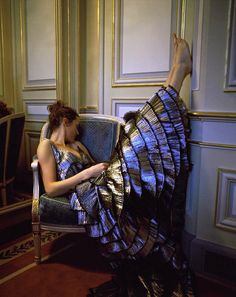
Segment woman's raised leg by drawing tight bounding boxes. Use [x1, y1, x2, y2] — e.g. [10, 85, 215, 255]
[164, 33, 192, 93]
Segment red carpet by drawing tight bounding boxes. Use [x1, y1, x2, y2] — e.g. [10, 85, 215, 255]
[0, 232, 112, 297]
[0, 231, 235, 297]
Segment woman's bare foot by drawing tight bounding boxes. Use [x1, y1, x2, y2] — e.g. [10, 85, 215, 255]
[164, 34, 192, 93]
[172, 33, 192, 77]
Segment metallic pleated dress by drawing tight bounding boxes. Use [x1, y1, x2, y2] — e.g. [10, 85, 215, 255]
[52, 86, 194, 296]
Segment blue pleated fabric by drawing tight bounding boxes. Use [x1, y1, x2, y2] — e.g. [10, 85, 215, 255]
[51, 86, 190, 263]
[51, 86, 195, 296]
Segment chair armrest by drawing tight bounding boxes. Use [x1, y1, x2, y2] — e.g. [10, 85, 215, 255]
[32, 156, 40, 199]
[31, 155, 40, 223]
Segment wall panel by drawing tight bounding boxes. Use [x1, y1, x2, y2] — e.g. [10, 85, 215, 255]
[103, 0, 184, 115]
[224, 0, 236, 91]
[215, 168, 236, 232]
[21, 0, 56, 90]
[113, 0, 175, 86]
[0, 0, 14, 108]
[186, 114, 236, 250]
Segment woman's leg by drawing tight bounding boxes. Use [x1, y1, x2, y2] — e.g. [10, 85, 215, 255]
[164, 33, 192, 93]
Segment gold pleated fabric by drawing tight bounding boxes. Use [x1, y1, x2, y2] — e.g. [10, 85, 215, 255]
[72, 86, 194, 296]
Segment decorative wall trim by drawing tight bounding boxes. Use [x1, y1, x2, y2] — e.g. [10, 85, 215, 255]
[55, 0, 80, 108]
[24, 100, 52, 122]
[55, 0, 63, 100]
[0, 7, 4, 97]
[0, 1, 14, 104]
[98, 0, 105, 113]
[189, 140, 236, 150]
[25, 119, 48, 124]
[180, 0, 186, 37]
[215, 168, 236, 232]
[224, 0, 236, 92]
[111, 97, 147, 117]
[79, 105, 98, 114]
[191, 0, 204, 91]
[188, 111, 236, 120]
[189, 113, 236, 149]
[112, 0, 182, 87]
[20, 0, 56, 90]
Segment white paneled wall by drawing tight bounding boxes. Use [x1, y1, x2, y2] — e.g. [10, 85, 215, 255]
[103, 0, 184, 117]
[113, 0, 173, 86]
[25, 0, 56, 87]
[10, 0, 58, 183]
[5, 1, 236, 282]
[187, 0, 236, 252]
[224, 0, 236, 91]
[0, 1, 14, 108]
[187, 116, 236, 249]
[215, 168, 236, 232]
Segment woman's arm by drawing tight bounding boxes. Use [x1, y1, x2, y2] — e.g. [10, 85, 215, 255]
[37, 139, 108, 197]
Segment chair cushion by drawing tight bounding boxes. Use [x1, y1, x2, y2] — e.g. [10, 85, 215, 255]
[39, 194, 78, 225]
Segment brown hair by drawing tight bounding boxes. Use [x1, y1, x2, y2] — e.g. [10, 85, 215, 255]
[0, 101, 11, 118]
[47, 101, 79, 131]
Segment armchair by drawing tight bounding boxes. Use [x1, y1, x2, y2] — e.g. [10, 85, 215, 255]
[31, 114, 124, 263]
[0, 112, 25, 206]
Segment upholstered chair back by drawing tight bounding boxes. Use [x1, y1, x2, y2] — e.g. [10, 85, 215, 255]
[37, 114, 124, 197]
[32, 113, 124, 263]
[40, 114, 123, 162]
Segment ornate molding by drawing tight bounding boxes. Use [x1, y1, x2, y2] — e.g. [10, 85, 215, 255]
[191, 0, 204, 91]
[224, 0, 236, 92]
[111, 97, 147, 117]
[112, 0, 182, 87]
[20, 0, 56, 91]
[23, 99, 52, 122]
[189, 140, 236, 150]
[189, 112, 236, 149]
[188, 111, 236, 120]
[0, 6, 4, 97]
[55, 0, 63, 100]
[215, 168, 236, 232]
[79, 105, 98, 114]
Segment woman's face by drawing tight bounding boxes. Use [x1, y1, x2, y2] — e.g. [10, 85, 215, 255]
[65, 117, 79, 143]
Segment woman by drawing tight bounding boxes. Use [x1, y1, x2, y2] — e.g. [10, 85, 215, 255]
[38, 34, 194, 296]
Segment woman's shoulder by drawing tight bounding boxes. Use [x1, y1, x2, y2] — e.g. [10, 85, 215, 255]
[38, 138, 51, 148]
[37, 139, 53, 157]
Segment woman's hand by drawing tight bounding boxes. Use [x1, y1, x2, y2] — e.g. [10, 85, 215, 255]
[85, 162, 109, 179]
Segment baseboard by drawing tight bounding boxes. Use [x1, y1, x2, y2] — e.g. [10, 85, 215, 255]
[183, 232, 236, 290]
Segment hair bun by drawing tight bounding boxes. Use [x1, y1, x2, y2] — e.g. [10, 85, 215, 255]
[47, 100, 79, 131]
[47, 100, 64, 113]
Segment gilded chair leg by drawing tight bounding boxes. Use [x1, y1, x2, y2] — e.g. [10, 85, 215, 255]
[32, 224, 41, 264]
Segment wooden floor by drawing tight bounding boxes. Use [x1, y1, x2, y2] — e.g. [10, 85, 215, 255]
[0, 188, 235, 296]
[1, 222, 236, 297]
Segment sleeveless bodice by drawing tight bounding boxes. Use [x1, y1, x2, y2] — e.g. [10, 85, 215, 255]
[50, 142, 93, 181]
[46, 86, 194, 296]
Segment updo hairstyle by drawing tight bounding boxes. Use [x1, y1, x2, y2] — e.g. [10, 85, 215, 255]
[0, 101, 11, 118]
[47, 101, 79, 131]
